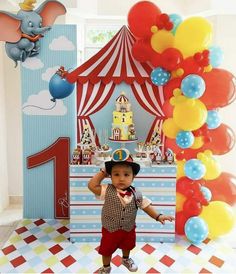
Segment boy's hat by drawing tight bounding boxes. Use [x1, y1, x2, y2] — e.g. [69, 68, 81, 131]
[105, 148, 140, 175]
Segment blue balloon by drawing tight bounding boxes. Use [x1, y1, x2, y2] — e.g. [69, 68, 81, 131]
[184, 159, 206, 180]
[181, 74, 206, 99]
[200, 186, 212, 202]
[185, 217, 208, 245]
[209, 46, 224, 68]
[169, 13, 182, 34]
[176, 131, 194, 149]
[49, 73, 75, 101]
[151, 67, 171, 86]
[206, 110, 221, 129]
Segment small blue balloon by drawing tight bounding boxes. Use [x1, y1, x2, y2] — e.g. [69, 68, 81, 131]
[169, 13, 182, 34]
[200, 186, 212, 202]
[151, 67, 171, 86]
[206, 110, 221, 129]
[185, 217, 208, 245]
[184, 159, 206, 180]
[181, 74, 206, 99]
[209, 46, 224, 68]
[176, 131, 194, 149]
[49, 73, 75, 102]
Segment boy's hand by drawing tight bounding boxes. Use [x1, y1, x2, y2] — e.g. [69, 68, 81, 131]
[157, 215, 175, 225]
[100, 168, 109, 177]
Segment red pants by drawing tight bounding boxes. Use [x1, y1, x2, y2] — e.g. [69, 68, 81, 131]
[98, 227, 136, 256]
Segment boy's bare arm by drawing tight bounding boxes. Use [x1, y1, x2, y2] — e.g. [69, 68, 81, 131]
[143, 204, 175, 225]
[88, 170, 107, 196]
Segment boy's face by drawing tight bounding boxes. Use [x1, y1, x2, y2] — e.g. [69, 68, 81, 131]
[111, 164, 134, 190]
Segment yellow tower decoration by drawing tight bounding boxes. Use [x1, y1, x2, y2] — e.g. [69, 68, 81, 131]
[111, 92, 136, 140]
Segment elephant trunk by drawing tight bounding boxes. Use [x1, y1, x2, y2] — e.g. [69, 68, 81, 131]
[33, 26, 51, 35]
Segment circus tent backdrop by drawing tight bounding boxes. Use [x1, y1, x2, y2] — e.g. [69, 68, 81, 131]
[66, 25, 166, 145]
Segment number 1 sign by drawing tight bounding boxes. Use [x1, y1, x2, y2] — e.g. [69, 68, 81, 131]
[27, 138, 70, 218]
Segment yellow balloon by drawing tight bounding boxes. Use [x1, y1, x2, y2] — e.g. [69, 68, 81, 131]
[177, 161, 185, 179]
[173, 98, 207, 131]
[176, 192, 187, 212]
[151, 29, 175, 53]
[200, 201, 235, 239]
[197, 150, 221, 180]
[191, 136, 204, 149]
[174, 17, 213, 57]
[162, 118, 180, 139]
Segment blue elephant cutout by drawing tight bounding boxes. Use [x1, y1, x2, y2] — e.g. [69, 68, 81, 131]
[0, 0, 66, 67]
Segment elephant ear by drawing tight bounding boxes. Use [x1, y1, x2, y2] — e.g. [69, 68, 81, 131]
[0, 11, 21, 42]
[36, 0, 66, 26]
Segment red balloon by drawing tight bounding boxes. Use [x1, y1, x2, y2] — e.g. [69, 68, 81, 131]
[176, 177, 193, 195]
[204, 172, 236, 206]
[175, 212, 188, 235]
[163, 78, 182, 100]
[201, 68, 236, 109]
[201, 123, 235, 155]
[162, 99, 173, 118]
[164, 137, 182, 155]
[183, 198, 202, 218]
[177, 177, 207, 206]
[132, 38, 155, 62]
[161, 48, 183, 71]
[179, 57, 204, 77]
[128, 1, 161, 38]
[150, 52, 161, 67]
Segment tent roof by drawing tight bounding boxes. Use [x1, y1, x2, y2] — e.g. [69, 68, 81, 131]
[66, 25, 153, 85]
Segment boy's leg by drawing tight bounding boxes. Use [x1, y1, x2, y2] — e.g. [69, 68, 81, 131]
[98, 255, 112, 274]
[102, 255, 112, 266]
[122, 249, 130, 258]
[121, 249, 138, 272]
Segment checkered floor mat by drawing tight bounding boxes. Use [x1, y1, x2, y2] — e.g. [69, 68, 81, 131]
[0, 219, 236, 273]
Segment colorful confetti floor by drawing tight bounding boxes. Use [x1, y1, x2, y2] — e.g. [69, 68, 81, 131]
[0, 219, 236, 273]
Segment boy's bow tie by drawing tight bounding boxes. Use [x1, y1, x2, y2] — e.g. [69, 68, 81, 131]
[119, 191, 132, 198]
[119, 186, 135, 197]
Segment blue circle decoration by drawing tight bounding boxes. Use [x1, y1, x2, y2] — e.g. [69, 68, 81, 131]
[206, 110, 221, 129]
[169, 13, 182, 34]
[184, 217, 208, 245]
[151, 67, 171, 86]
[200, 186, 212, 202]
[112, 148, 129, 162]
[184, 159, 206, 180]
[181, 74, 206, 99]
[209, 46, 224, 68]
[176, 131, 194, 149]
[49, 73, 75, 101]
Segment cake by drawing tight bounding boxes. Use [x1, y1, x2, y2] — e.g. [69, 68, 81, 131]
[110, 92, 137, 141]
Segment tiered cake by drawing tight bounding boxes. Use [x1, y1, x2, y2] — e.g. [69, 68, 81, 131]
[110, 92, 137, 141]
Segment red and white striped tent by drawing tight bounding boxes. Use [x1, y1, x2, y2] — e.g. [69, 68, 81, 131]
[66, 25, 165, 145]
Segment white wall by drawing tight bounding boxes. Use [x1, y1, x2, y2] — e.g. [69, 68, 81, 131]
[0, 45, 9, 212]
[3, 52, 23, 197]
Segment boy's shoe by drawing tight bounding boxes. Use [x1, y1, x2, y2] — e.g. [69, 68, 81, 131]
[122, 258, 138, 272]
[98, 266, 111, 274]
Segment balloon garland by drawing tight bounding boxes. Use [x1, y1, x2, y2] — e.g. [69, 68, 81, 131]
[128, 1, 236, 244]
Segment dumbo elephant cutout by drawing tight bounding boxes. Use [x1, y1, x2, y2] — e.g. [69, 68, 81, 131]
[0, 0, 66, 67]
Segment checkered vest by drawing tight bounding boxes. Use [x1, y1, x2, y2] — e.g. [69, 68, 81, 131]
[101, 184, 143, 232]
